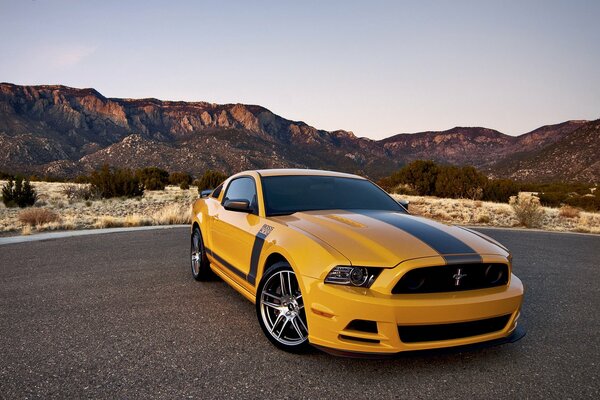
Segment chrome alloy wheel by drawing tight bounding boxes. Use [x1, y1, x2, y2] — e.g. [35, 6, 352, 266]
[259, 270, 308, 346]
[191, 229, 203, 277]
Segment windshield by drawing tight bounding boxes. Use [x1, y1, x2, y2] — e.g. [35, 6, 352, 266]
[261, 175, 404, 216]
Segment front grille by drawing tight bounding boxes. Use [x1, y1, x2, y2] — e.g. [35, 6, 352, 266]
[398, 314, 511, 343]
[392, 263, 508, 294]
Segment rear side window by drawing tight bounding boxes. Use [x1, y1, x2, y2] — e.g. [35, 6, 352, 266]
[211, 184, 223, 199]
[223, 177, 258, 211]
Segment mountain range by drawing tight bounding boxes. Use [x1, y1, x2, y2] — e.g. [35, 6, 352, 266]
[0, 83, 598, 183]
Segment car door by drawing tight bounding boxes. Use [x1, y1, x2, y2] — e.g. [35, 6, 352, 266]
[210, 176, 262, 286]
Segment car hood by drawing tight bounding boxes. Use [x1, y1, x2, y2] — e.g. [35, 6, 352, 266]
[271, 210, 508, 267]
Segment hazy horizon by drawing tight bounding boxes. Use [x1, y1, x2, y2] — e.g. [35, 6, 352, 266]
[1, 0, 598, 139]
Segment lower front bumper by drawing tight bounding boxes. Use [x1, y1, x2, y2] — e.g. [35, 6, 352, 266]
[301, 274, 524, 354]
[313, 324, 526, 358]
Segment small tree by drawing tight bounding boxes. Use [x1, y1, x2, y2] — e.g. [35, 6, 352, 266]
[483, 179, 519, 203]
[397, 160, 439, 196]
[89, 165, 144, 198]
[1, 176, 37, 208]
[195, 170, 228, 193]
[136, 167, 170, 191]
[169, 172, 193, 189]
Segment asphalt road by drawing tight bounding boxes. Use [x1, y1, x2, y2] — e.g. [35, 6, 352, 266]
[1, 227, 598, 399]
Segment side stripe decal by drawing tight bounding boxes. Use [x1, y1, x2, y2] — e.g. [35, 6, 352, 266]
[356, 211, 482, 264]
[205, 246, 248, 281]
[247, 233, 266, 286]
[248, 224, 273, 286]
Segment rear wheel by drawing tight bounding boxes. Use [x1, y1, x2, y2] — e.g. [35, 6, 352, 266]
[190, 226, 210, 281]
[256, 262, 310, 352]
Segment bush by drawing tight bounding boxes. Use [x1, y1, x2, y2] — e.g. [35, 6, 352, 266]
[169, 172, 193, 185]
[136, 167, 170, 190]
[434, 165, 487, 199]
[510, 193, 545, 228]
[2, 176, 38, 208]
[61, 184, 99, 201]
[483, 179, 519, 203]
[565, 195, 600, 212]
[195, 170, 228, 192]
[18, 208, 60, 226]
[89, 165, 144, 199]
[396, 160, 439, 196]
[559, 205, 580, 218]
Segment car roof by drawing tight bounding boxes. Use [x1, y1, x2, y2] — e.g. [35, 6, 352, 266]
[248, 168, 366, 179]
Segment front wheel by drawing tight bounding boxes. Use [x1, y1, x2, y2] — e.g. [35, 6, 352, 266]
[256, 262, 310, 352]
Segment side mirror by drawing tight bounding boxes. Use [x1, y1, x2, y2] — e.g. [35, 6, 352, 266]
[398, 199, 409, 211]
[223, 199, 252, 213]
[200, 189, 213, 198]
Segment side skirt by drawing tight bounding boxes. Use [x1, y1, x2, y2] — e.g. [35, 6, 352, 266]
[207, 254, 256, 303]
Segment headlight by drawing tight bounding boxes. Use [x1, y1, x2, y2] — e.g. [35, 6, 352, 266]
[325, 266, 381, 288]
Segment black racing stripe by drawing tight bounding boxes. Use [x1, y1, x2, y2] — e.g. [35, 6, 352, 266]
[205, 246, 248, 281]
[247, 231, 267, 286]
[356, 211, 482, 263]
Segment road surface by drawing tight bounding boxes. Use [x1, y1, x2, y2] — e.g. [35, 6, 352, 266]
[0, 227, 598, 398]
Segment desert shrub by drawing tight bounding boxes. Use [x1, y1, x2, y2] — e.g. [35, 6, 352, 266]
[2, 176, 38, 208]
[510, 193, 545, 228]
[18, 208, 60, 226]
[61, 184, 99, 201]
[558, 205, 580, 218]
[74, 174, 90, 184]
[476, 214, 491, 223]
[195, 170, 228, 192]
[564, 194, 600, 212]
[169, 171, 193, 185]
[396, 160, 439, 196]
[537, 191, 567, 208]
[136, 167, 170, 190]
[483, 179, 519, 203]
[89, 165, 144, 199]
[434, 165, 487, 199]
[0, 170, 13, 179]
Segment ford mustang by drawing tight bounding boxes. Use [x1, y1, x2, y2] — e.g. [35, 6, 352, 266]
[189, 169, 524, 355]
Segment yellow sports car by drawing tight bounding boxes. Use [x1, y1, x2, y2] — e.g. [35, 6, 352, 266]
[190, 169, 524, 355]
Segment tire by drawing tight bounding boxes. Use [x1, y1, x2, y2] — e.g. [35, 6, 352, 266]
[256, 261, 310, 353]
[190, 226, 211, 281]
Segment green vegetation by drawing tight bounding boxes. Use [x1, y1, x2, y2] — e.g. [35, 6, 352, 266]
[378, 160, 518, 202]
[1, 176, 38, 208]
[89, 165, 144, 198]
[520, 182, 600, 211]
[169, 172, 193, 190]
[194, 170, 228, 192]
[378, 160, 598, 211]
[136, 167, 170, 190]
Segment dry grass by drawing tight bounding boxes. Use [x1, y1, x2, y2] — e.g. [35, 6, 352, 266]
[152, 204, 192, 225]
[1, 180, 599, 236]
[1, 180, 197, 235]
[393, 194, 600, 234]
[559, 205, 581, 219]
[18, 208, 61, 226]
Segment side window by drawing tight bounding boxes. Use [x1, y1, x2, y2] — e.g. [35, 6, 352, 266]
[222, 177, 258, 212]
[211, 183, 223, 199]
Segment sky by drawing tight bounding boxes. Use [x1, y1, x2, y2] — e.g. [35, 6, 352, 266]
[1, 0, 599, 139]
